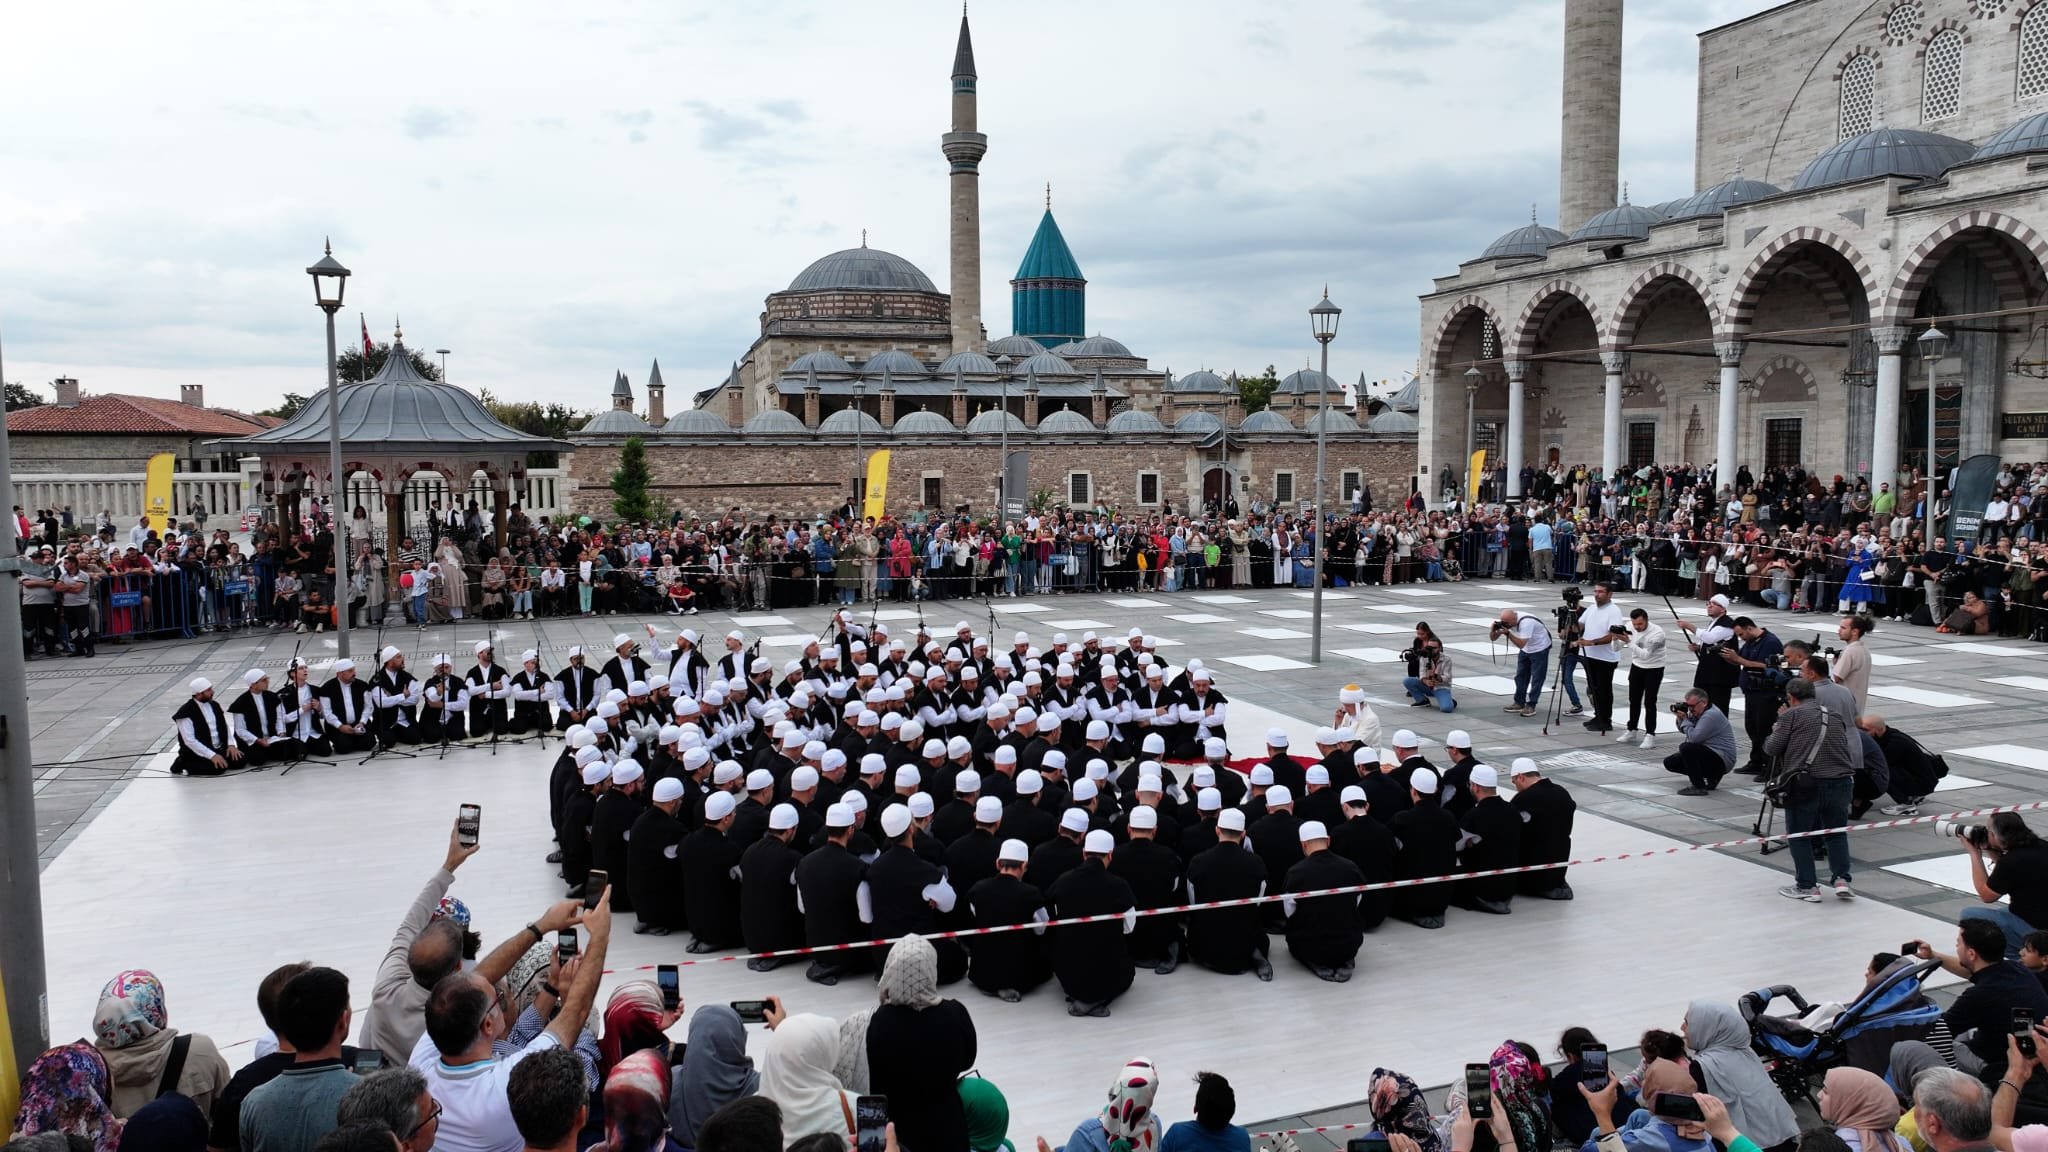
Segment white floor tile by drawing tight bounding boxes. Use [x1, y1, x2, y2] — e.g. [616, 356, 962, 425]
[1882, 854, 2004, 900]
[1866, 653, 1924, 667]
[1239, 627, 1311, 640]
[1365, 604, 1427, 615]
[1165, 613, 1233, 624]
[1147, 637, 1184, 648]
[1045, 619, 1112, 630]
[1259, 609, 1314, 620]
[1107, 598, 1164, 608]
[1944, 642, 2034, 658]
[755, 634, 818, 648]
[1456, 674, 1522, 696]
[992, 602, 1050, 614]
[1951, 744, 2048, 772]
[1443, 641, 1500, 657]
[1290, 591, 1356, 600]
[1219, 653, 1313, 672]
[1982, 676, 2048, 693]
[1453, 617, 1504, 628]
[1465, 599, 1531, 610]
[1386, 587, 1449, 597]
[728, 614, 792, 626]
[872, 609, 922, 621]
[1935, 774, 1990, 792]
[1340, 622, 1416, 635]
[1191, 594, 1256, 605]
[1867, 684, 1992, 708]
[1333, 647, 1404, 664]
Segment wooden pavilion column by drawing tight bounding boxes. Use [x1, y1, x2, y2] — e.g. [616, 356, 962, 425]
[492, 478, 510, 554]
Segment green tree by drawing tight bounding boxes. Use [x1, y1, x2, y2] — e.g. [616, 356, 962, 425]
[1235, 365, 1280, 414]
[610, 435, 658, 524]
[5, 381, 43, 411]
[337, 341, 441, 384]
[478, 390, 594, 468]
[258, 393, 311, 420]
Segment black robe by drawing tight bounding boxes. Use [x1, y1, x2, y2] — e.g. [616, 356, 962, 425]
[1330, 814, 1396, 930]
[1389, 796, 1460, 919]
[931, 798, 978, 846]
[590, 789, 643, 912]
[965, 873, 1051, 994]
[1510, 777, 1577, 894]
[739, 833, 805, 955]
[1108, 836, 1183, 963]
[681, 825, 743, 948]
[1024, 835, 1083, 895]
[561, 787, 601, 888]
[1045, 860, 1137, 1006]
[1282, 849, 1366, 969]
[1247, 810, 1304, 902]
[999, 797, 1057, 848]
[601, 653, 652, 697]
[1184, 841, 1269, 974]
[553, 664, 602, 729]
[1458, 795, 1523, 906]
[795, 840, 872, 970]
[867, 844, 967, 983]
[945, 829, 1003, 911]
[1360, 767, 1412, 822]
[627, 805, 688, 929]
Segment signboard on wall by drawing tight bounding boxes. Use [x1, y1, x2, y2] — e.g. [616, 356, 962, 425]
[2002, 412, 2048, 440]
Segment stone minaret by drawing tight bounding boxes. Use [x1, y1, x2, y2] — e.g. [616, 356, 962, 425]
[647, 359, 666, 424]
[942, 9, 988, 353]
[1559, 0, 1623, 235]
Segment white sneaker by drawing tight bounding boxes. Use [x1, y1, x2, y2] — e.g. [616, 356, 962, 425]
[1616, 729, 1635, 743]
[1640, 733, 1655, 750]
[1881, 801, 1922, 816]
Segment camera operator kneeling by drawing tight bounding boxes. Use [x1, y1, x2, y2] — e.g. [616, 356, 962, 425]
[1959, 813, 2048, 960]
[1762, 677, 1860, 903]
[1401, 637, 1457, 714]
[1664, 690, 1736, 796]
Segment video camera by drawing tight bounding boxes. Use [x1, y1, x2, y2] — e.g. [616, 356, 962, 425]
[1554, 586, 1584, 637]
[1810, 632, 1844, 660]
[1937, 819, 1990, 848]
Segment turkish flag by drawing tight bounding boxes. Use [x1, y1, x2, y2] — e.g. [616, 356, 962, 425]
[360, 314, 373, 358]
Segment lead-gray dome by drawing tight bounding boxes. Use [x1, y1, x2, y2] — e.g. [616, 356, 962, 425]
[861, 349, 928, 379]
[1481, 221, 1570, 261]
[1387, 376, 1422, 412]
[937, 351, 999, 376]
[966, 409, 1027, 433]
[1051, 335, 1133, 358]
[1014, 352, 1078, 377]
[1669, 176, 1781, 221]
[819, 408, 884, 436]
[1169, 369, 1232, 393]
[742, 409, 808, 434]
[1105, 409, 1164, 433]
[583, 409, 656, 435]
[1036, 409, 1097, 434]
[1567, 200, 1665, 244]
[1793, 127, 1975, 190]
[787, 247, 938, 293]
[1174, 411, 1224, 433]
[1277, 368, 1337, 395]
[1307, 409, 1359, 433]
[986, 335, 1047, 358]
[1973, 112, 2048, 161]
[1238, 410, 1294, 433]
[1366, 408, 1419, 433]
[663, 409, 733, 435]
[788, 349, 855, 374]
[891, 410, 956, 434]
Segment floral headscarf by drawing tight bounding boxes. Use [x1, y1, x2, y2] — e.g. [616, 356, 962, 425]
[597, 1049, 673, 1152]
[599, 980, 669, 1075]
[1368, 1069, 1442, 1152]
[1102, 1059, 1160, 1152]
[432, 897, 471, 927]
[93, 970, 167, 1050]
[12, 1041, 124, 1152]
[1488, 1042, 1549, 1152]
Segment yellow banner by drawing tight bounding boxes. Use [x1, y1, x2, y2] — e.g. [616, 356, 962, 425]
[144, 452, 176, 536]
[1467, 449, 1487, 506]
[0, 969, 17, 1142]
[862, 449, 890, 520]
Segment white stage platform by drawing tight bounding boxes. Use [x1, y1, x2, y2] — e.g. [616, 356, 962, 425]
[40, 699, 1959, 1140]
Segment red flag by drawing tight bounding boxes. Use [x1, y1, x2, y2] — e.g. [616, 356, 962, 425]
[360, 314, 373, 358]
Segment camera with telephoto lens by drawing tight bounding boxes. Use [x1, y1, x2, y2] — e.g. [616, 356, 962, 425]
[1670, 701, 1690, 716]
[1938, 820, 1990, 847]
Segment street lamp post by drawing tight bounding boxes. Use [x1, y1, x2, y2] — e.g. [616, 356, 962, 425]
[436, 348, 451, 382]
[994, 354, 1013, 518]
[308, 240, 352, 660]
[1919, 325, 1950, 551]
[0, 322, 51, 1072]
[1309, 288, 1342, 664]
[852, 382, 867, 515]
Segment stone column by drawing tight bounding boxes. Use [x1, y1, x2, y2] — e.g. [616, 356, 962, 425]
[950, 385, 968, 427]
[1505, 361, 1528, 497]
[1715, 340, 1746, 487]
[492, 480, 510, 552]
[802, 384, 821, 429]
[1869, 327, 1908, 492]
[1090, 385, 1108, 426]
[1022, 385, 1040, 427]
[1601, 351, 1628, 477]
[880, 388, 897, 429]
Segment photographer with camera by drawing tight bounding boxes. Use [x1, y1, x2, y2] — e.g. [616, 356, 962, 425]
[1718, 617, 1789, 777]
[1400, 633, 1457, 714]
[1676, 594, 1740, 714]
[1958, 814, 2048, 960]
[1908, 918, 2048, 1083]
[1663, 689, 1736, 796]
[1573, 583, 1627, 736]
[1762, 677, 1858, 902]
[1492, 608, 1553, 719]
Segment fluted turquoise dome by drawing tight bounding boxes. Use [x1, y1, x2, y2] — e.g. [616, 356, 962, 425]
[1012, 209, 1086, 348]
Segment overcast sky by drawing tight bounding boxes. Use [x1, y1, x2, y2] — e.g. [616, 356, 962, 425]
[0, 0, 1769, 413]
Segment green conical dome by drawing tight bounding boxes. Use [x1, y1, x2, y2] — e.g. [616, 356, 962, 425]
[1012, 207, 1086, 347]
[1015, 210, 1084, 280]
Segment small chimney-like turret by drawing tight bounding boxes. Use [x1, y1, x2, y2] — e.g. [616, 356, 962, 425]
[53, 377, 80, 407]
[181, 383, 205, 409]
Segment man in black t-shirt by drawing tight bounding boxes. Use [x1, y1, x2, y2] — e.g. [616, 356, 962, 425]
[1911, 917, 2048, 1083]
[1963, 814, 2048, 959]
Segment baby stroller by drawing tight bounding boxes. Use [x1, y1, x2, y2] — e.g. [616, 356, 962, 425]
[1739, 956, 1944, 1103]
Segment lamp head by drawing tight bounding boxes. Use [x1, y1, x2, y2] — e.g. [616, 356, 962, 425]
[307, 238, 350, 313]
[1310, 287, 1341, 345]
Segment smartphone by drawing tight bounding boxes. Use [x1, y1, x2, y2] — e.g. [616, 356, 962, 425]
[584, 869, 608, 910]
[2016, 1009, 2038, 1059]
[730, 999, 770, 1024]
[1580, 1044, 1610, 1091]
[352, 1050, 386, 1075]
[457, 803, 482, 848]
[1903, 941, 1923, 957]
[1655, 1093, 1705, 1123]
[1464, 1064, 1493, 1119]
[855, 1095, 889, 1152]
[1347, 1138, 1392, 1152]
[556, 929, 578, 963]
[658, 964, 680, 1012]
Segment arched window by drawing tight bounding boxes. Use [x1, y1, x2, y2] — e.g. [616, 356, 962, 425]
[1922, 30, 1964, 121]
[1841, 54, 1878, 137]
[2022, 5, 2048, 99]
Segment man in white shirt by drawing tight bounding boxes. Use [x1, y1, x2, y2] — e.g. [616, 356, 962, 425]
[1493, 609, 1553, 718]
[1573, 583, 1627, 735]
[410, 894, 611, 1152]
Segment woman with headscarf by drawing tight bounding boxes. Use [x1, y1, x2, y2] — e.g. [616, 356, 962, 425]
[1683, 1000, 1800, 1152]
[596, 1050, 686, 1152]
[91, 970, 231, 1119]
[118, 1092, 210, 1152]
[961, 1077, 1017, 1152]
[867, 934, 977, 1152]
[1819, 1068, 1911, 1152]
[1367, 1068, 1442, 1152]
[759, 1012, 858, 1147]
[1039, 1059, 1164, 1152]
[670, 1005, 760, 1148]
[11, 1041, 125, 1152]
[600, 981, 679, 1078]
[1488, 1041, 1551, 1152]
[435, 537, 469, 618]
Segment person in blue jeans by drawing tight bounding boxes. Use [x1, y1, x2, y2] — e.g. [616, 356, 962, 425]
[1401, 643, 1457, 712]
[1764, 677, 1858, 901]
[1958, 812, 2048, 958]
[1494, 609, 1552, 717]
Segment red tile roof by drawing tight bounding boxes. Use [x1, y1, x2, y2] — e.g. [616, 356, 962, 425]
[9, 394, 274, 436]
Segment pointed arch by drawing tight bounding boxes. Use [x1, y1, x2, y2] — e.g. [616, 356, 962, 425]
[1609, 262, 1727, 348]
[1427, 294, 1506, 368]
[1726, 227, 1882, 334]
[1509, 279, 1608, 358]
[1883, 209, 2048, 319]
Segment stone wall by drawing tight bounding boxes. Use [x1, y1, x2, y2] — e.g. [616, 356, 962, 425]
[8, 433, 236, 474]
[568, 436, 1417, 522]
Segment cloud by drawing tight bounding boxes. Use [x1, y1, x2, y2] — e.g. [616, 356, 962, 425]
[680, 100, 808, 153]
[401, 106, 470, 140]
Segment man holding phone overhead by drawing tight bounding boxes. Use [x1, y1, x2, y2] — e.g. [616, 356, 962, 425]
[363, 817, 483, 1066]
